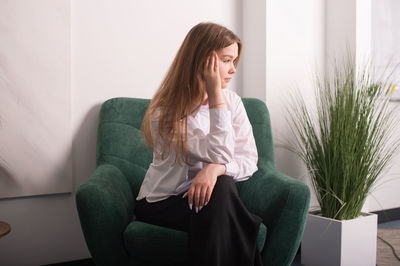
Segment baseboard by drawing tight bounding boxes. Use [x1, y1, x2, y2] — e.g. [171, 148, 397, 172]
[43, 258, 94, 266]
[372, 207, 400, 224]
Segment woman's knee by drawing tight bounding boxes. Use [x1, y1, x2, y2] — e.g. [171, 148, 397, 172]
[213, 175, 237, 196]
[203, 175, 239, 211]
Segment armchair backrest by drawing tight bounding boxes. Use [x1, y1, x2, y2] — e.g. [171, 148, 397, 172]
[241, 98, 275, 168]
[96, 97, 274, 197]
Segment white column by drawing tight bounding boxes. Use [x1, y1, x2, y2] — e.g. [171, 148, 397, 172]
[240, 0, 267, 101]
[324, 0, 357, 76]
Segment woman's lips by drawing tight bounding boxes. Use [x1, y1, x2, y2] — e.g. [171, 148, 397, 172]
[224, 78, 232, 82]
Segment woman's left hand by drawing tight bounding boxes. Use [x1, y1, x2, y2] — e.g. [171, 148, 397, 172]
[203, 51, 222, 95]
[183, 163, 226, 213]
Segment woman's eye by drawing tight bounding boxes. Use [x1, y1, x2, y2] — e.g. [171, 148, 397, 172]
[223, 60, 230, 63]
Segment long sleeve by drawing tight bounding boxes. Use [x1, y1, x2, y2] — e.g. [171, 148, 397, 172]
[224, 98, 258, 181]
[186, 92, 258, 182]
[186, 108, 235, 164]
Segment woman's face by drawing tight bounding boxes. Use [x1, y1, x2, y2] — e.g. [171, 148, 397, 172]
[216, 42, 238, 89]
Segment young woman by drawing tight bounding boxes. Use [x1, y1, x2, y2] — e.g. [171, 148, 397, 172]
[135, 22, 263, 266]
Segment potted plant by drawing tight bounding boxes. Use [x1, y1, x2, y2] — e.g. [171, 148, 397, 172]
[285, 56, 400, 266]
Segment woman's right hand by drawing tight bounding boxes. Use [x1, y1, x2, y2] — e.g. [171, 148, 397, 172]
[203, 51, 222, 95]
[183, 163, 226, 213]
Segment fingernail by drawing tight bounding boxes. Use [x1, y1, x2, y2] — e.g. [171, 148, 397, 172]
[199, 206, 203, 211]
[195, 207, 199, 213]
[205, 202, 208, 206]
[189, 203, 193, 210]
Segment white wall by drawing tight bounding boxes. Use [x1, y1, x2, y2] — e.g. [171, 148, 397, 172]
[0, 1, 242, 265]
[368, 0, 400, 211]
[241, 0, 266, 100]
[0, 0, 72, 199]
[264, 0, 325, 211]
[241, 0, 325, 213]
[325, 0, 356, 67]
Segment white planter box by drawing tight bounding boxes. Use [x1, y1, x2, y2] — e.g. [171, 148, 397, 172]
[301, 211, 377, 266]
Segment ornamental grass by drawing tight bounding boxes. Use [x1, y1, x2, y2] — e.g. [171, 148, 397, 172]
[286, 57, 400, 220]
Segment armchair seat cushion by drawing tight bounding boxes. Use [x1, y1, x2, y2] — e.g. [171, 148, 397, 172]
[123, 220, 267, 263]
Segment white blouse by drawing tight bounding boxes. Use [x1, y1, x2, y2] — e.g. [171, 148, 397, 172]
[136, 89, 258, 202]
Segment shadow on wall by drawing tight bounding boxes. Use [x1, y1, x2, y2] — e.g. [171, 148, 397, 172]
[0, 101, 103, 199]
[0, 163, 18, 194]
[72, 103, 103, 191]
[0, 101, 102, 199]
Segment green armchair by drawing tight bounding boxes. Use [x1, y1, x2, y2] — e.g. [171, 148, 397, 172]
[75, 97, 310, 266]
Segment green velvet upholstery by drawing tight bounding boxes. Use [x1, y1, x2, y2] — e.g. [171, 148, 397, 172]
[123, 220, 267, 263]
[76, 97, 310, 266]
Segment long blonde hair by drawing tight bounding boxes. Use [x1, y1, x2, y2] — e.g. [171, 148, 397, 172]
[141, 22, 242, 164]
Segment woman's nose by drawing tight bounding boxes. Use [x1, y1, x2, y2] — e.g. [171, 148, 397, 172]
[229, 64, 236, 74]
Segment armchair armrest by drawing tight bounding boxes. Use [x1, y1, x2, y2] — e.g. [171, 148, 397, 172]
[237, 164, 310, 266]
[75, 163, 134, 266]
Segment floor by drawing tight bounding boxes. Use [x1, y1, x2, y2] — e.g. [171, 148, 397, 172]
[45, 219, 400, 266]
[291, 219, 400, 266]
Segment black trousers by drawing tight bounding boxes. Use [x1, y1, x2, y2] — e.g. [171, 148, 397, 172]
[134, 175, 263, 266]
